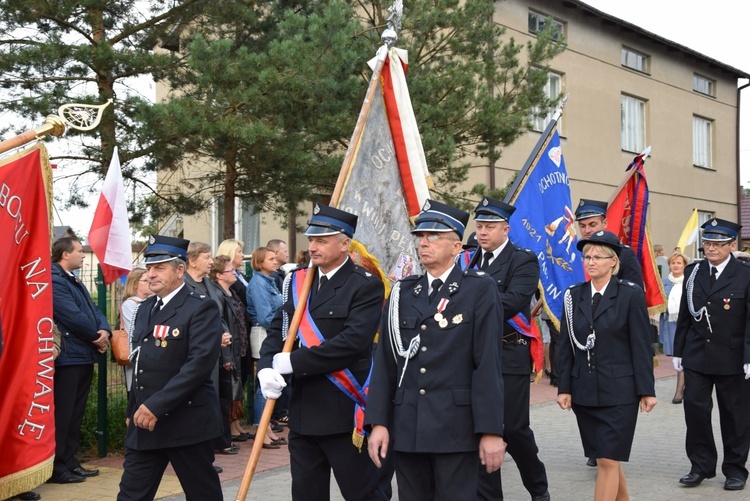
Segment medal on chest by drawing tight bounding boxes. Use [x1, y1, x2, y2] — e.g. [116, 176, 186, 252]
[724, 299, 731, 310]
[434, 298, 450, 328]
[153, 324, 170, 347]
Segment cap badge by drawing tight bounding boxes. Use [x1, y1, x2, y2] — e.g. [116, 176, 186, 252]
[596, 231, 604, 236]
[423, 200, 431, 211]
[482, 198, 489, 206]
[149, 235, 156, 244]
[579, 200, 585, 207]
[313, 204, 320, 215]
[711, 219, 717, 226]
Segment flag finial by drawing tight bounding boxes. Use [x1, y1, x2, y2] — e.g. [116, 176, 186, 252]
[382, 0, 403, 48]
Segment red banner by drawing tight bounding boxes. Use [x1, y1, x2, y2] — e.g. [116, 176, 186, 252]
[0, 144, 55, 498]
[606, 154, 666, 315]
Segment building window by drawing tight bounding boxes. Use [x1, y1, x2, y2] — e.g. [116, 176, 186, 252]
[212, 195, 260, 252]
[621, 94, 646, 153]
[621, 47, 650, 73]
[528, 10, 564, 40]
[530, 71, 563, 132]
[692, 116, 713, 169]
[693, 74, 715, 96]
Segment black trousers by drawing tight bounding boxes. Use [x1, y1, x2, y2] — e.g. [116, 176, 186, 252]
[477, 373, 548, 500]
[53, 363, 94, 476]
[288, 430, 384, 501]
[684, 369, 750, 480]
[394, 450, 478, 501]
[117, 439, 222, 501]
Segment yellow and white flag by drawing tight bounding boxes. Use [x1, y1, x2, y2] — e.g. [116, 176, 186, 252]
[676, 208, 699, 251]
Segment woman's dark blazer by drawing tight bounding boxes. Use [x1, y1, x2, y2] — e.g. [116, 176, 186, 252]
[557, 277, 655, 406]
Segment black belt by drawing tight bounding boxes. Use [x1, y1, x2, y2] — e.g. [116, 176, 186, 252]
[502, 332, 528, 346]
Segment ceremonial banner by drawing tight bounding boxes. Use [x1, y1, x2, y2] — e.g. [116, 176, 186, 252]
[508, 130, 585, 327]
[337, 47, 431, 280]
[0, 144, 55, 498]
[88, 146, 132, 285]
[677, 208, 699, 252]
[606, 151, 666, 315]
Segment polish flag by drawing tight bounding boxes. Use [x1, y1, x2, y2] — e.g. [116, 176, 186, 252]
[88, 147, 132, 284]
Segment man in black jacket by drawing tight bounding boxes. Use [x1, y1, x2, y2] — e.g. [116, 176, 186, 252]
[673, 219, 750, 491]
[117, 235, 223, 501]
[49, 237, 110, 484]
[258, 204, 386, 500]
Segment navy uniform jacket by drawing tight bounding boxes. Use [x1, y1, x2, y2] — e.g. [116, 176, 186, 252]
[617, 245, 644, 290]
[557, 278, 654, 406]
[258, 258, 384, 436]
[674, 256, 750, 375]
[124, 284, 223, 450]
[461, 241, 539, 374]
[365, 266, 504, 453]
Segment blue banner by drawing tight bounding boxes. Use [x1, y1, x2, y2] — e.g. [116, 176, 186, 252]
[508, 130, 584, 325]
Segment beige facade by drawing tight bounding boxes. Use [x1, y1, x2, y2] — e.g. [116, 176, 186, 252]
[157, 0, 748, 259]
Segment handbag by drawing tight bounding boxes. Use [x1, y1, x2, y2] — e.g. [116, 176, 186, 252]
[111, 301, 132, 367]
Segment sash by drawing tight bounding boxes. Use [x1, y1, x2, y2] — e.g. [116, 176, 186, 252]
[291, 269, 371, 449]
[457, 250, 545, 375]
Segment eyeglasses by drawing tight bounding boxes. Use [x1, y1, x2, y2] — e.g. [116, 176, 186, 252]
[702, 241, 730, 249]
[219, 268, 236, 274]
[583, 255, 613, 263]
[414, 234, 459, 244]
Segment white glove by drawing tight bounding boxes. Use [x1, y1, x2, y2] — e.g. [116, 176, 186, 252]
[672, 357, 683, 372]
[258, 368, 287, 399]
[744, 363, 750, 380]
[273, 352, 293, 375]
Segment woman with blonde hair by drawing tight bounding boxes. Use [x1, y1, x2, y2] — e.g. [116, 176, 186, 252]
[557, 230, 656, 501]
[120, 268, 152, 391]
[659, 252, 690, 403]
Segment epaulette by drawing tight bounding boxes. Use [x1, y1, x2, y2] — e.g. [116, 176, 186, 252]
[188, 290, 208, 299]
[567, 281, 586, 290]
[462, 268, 486, 278]
[400, 274, 421, 282]
[618, 279, 636, 287]
[352, 265, 376, 279]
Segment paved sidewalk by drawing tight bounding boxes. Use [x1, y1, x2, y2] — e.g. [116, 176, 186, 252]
[29, 355, 745, 500]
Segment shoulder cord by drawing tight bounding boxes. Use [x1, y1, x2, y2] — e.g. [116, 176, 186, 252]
[281, 271, 294, 341]
[129, 301, 142, 375]
[686, 262, 712, 333]
[564, 288, 596, 353]
[387, 281, 421, 387]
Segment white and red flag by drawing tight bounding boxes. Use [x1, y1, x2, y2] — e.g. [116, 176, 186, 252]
[88, 147, 132, 285]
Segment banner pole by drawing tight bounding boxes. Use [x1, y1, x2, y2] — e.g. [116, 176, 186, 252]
[0, 116, 66, 155]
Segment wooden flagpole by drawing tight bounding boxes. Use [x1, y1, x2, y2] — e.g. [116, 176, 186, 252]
[234, 4, 403, 499]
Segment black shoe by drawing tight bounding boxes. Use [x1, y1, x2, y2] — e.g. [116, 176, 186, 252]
[672, 396, 683, 404]
[48, 471, 86, 484]
[531, 491, 550, 501]
[71, 466, 99, 477]
[679, 471, 714, 487]
[725, 477, 746, 490]
[586, 457, 597, 467]
[15, 492, 41, 501]
[213, 465, 224, 474]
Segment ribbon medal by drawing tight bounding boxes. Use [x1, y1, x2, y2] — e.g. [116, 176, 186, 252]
[724, 299, 731, 310]
[435, 298, 450, 328]
[153, 324, 169, 347]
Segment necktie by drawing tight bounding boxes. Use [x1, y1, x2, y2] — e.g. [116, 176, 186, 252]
[710, 266, 717, 286]
[150, 298, 163, 322]
[591, 292, 602, 316]
[428, 279, 443, 303]
[319, 275, 328, 290]
[481, 252, 492, 270]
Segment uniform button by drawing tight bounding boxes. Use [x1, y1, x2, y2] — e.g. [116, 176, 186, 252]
[707, 301, 712, 305]
[144, 337, 149, 342]
[420, 324, 427, 331]
[329, 311, 334, 315]
[139, 370, 143, 374]
[139, 386, 144, 391]
[419, 389, 426, 395]
[420, 367, 426, 374]
[188, 401, 192, 405]
[421, 346, 427, 352]
[706, 339, 711, 343]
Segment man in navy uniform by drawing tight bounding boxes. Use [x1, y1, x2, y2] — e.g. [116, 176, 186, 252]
[366, 200, 505, 500]
[467, 197, 550, 501]
[258, 203, 386, 500]
[575, 199, 643, 289]
[673, 218, 750, 491]
[117, 235, 223, 501]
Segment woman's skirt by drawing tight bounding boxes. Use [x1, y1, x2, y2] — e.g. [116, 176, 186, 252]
[572, 402, 639, 461]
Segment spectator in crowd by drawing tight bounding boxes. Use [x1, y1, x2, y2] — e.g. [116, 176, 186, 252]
[49, 237, 109, 484]
[183, 242, 236, 458]
[121, 268, 152, 391]
[673, 219, 750, 491]
[557, 230, 656, 501]
[659, 252, 689, 403]
[654, 244, 668, 279]
[366, 200, 505, 500]
[258, 204, 385, 500]
[246, 246, 286, 448]
[117, 235, 223, 501]
[295, 249, 310, 268]
[267, 239, 289, 290]
[733, 250, 750, 263]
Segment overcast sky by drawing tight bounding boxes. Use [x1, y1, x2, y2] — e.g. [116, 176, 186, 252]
[584, 0, 750, 185]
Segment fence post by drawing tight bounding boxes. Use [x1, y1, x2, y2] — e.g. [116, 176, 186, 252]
[96, 265, 108, 457]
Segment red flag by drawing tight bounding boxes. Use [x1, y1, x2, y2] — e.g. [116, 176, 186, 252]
[88, 147, 131, 285]
[606, 151, 666, 315]
[0, 144, 55, 498]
